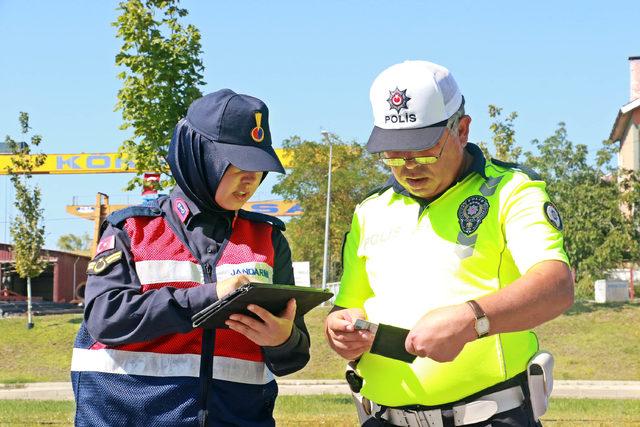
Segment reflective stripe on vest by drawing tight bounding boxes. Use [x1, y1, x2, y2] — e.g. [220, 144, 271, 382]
[72, 215, 277, 383]
[70, 348, 274, 385]
[135, 259, 204, 285]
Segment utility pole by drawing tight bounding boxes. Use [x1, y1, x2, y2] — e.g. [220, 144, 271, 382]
[321, 130, 332, 290]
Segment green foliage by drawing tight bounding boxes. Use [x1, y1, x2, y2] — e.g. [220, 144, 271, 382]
[524, 123, 639, 283]
[480, 106, 640, 286]
[478, 105, 522, 162]
[574, 275, 594, 300]
[57, 232, 92, 256]
[113, 0, 205, 190]
[5, 112, 48, 279]
[272, 135, 387, 284]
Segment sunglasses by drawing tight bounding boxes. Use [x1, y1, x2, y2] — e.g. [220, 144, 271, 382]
[380, 115, 460, 167]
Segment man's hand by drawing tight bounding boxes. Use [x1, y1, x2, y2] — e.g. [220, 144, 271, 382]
[405, 304, 477, 363]
[225, 298, 296, 347]
[216, 274, 251, 299]
[325, 307, 374, 361]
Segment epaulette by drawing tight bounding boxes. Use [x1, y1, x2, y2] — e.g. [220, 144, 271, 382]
[99, 202, 163, 236]
[237, 210, 286, 231]
[362, 184, 392, 201]
[490, 158, 542, 181]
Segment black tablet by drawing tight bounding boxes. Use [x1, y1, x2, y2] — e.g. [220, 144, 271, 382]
[192, 283, 334, 329]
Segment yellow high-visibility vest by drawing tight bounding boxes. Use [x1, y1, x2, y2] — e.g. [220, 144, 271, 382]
[336, 149, 569, 407]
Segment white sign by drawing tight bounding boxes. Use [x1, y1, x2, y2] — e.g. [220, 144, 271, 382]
[292, 262, 311, 287]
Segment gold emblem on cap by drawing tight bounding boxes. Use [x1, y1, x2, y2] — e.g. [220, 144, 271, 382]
[250, 112, 265, 143]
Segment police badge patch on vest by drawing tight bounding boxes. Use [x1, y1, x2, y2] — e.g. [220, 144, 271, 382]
[543, 202, 563, 231]
[87, 251, 123, 275]
[458, 196, 490, 235]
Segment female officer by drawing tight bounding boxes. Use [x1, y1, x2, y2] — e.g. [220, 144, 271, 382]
[71, 89, 310, 426]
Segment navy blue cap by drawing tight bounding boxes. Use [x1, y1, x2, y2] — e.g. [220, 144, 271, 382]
[185, 89, 285, 173]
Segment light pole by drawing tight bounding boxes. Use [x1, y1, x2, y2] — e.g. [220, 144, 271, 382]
[321, 130, 332, 291]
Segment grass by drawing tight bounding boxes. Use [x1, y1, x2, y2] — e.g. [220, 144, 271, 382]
[0, 400, 75, 426]
[1, 397, 639, 426]
[543, 398, 640, 426]
[1, 301, 639, 383]
[285, 305, 345, 380]
[534, 301, 640, 380]
[275, 395, 358, 426]
[0, 314, 82, 383]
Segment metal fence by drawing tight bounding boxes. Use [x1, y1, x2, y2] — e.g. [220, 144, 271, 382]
[322, 282, 340, 306]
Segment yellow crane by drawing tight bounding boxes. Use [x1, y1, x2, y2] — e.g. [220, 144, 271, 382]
[1, 151, 301, 254]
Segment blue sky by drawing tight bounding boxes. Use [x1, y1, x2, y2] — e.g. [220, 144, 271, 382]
[1, 0, 638, 249]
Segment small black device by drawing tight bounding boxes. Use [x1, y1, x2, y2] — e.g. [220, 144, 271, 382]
[353, 319, 416, 363]
[370, 323, 417, 364]
[353, 318, 378, 333]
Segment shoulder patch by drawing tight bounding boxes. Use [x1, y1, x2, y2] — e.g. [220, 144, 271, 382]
[95, 235, 115, 255]
[490, 158, 542, 181]
[237, 210, 286, 231]
[543, 202, 563, 231]
[173, 197, 190, 223]
[87, 250, 123, 275]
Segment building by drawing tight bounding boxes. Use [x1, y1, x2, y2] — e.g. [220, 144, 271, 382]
[610, 56, 640, 169]
[0, 243, 89, 303]
[608, 56, 640, 300]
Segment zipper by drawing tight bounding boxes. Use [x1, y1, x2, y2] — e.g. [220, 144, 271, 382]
[160, 200, 235, 426]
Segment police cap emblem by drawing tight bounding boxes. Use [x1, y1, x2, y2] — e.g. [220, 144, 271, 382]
[458, 196, 490, 235]
[544, 202, 563, 231]
[387, 87, 411, 113]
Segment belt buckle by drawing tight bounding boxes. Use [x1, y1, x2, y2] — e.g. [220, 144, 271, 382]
[402, 408, 443, 427]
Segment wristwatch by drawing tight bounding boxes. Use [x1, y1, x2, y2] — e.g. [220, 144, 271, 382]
[466, 300, 490, 338]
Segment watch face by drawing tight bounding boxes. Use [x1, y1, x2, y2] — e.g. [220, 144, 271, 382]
[476, 317, 490, 335]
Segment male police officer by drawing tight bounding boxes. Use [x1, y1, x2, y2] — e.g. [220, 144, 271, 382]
[325, 61, 574, 426]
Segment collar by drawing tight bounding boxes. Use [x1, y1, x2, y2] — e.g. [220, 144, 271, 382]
[170, 187, 236, 228]
[390, 142, 488, 204]
[461, 143, 487, 180]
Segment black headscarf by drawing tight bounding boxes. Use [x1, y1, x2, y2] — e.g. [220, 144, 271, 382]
[167, 119, 232, 213]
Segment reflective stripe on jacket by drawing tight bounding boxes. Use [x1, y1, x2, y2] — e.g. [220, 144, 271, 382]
[72, 214, 278, 426]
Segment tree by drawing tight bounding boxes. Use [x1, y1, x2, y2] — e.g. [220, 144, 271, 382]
[478, 105, 522, 162]
[272, 135, 387, 285]
[5, 112, 48, 328]
[522, 123, 633, 291]
[113, 0, 205, 191]
[58, 232, 92, 256]
[477, 108, 639, 297]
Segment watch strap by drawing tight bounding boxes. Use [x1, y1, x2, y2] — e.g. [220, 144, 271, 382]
[466, 299, 489, 338]
[466, 299, 486, 319]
